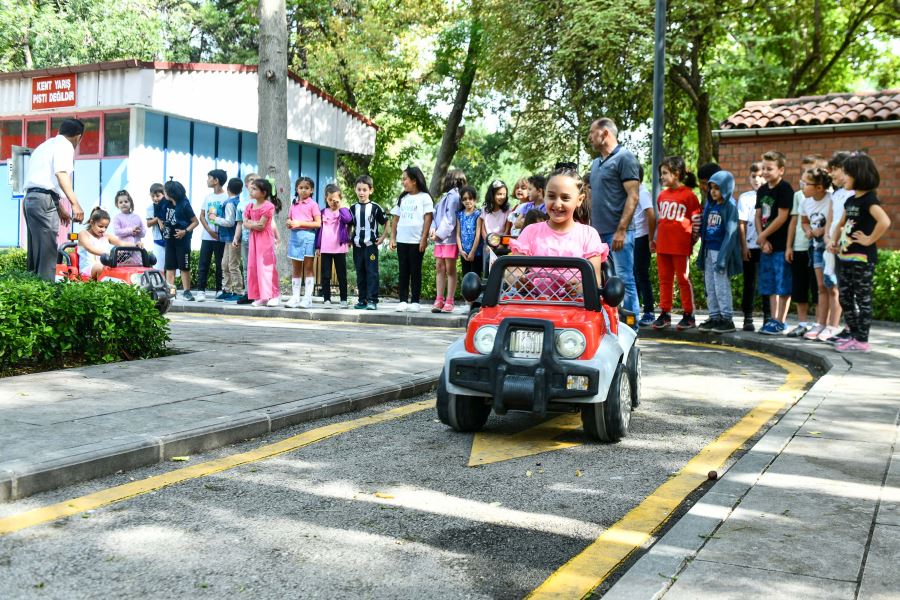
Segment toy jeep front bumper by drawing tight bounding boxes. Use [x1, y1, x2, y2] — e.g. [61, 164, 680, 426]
[447, 318, 617, 417]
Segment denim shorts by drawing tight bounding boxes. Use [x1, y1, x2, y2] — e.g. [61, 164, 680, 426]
[810, 244, 837, 288]
[288, 229, 316, 260]
[758, 251, 792, 296]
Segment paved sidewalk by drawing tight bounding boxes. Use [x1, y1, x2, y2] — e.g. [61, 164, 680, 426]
[605, 322, 900, 599]
[168, 296, 468, 327]
[0, 315, 459, 502]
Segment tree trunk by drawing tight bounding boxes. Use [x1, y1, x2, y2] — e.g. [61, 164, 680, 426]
[258, 0, 290, 276]
[428, 19, 482, 198]
[696, 90, 713, 168]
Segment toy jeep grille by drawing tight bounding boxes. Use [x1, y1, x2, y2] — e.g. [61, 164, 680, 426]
[498, 265, 586, 306]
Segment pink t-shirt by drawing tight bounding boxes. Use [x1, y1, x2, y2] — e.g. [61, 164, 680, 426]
[320, 208, 349, 254]
[289, 198, 321, 227]
[479, 208, 510, 235]
[510, 221, 609, 262]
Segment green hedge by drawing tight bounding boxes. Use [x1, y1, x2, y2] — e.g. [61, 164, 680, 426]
[873, 249, 900, 322]
[0, 248, 27, 276]
[0, 274, 170, 374]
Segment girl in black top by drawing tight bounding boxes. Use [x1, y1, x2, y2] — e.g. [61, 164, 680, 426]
[827, 152, 891, 352]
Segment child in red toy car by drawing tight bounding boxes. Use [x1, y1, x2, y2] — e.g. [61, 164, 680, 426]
[77, 207, 134, 280]
[509, 167, 609, 296]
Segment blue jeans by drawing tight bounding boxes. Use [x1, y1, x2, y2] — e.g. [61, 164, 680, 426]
[599, 229, 640, 317]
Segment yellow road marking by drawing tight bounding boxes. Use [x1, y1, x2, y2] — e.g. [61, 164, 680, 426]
[468, 413, 584, 466]
[526, 339, 813, 599]
[0, 400, 433, 537]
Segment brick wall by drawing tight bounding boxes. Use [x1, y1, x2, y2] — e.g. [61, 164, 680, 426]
[717, 128, 899, 249]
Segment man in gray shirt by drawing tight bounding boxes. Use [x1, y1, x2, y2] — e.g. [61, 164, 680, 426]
[588, 117, 641, 319]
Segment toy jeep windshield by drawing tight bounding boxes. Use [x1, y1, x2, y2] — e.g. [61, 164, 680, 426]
[438, 255, 641, 442]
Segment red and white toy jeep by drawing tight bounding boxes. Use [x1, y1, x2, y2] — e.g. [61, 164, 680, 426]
[55, 235, 174, 314]
[438, 253, 640, 442]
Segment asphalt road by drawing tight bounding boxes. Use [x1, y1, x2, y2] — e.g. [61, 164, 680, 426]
[0, 340, 791, 599]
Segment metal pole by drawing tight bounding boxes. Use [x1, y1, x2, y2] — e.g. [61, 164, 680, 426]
[650, 0, 666, 203]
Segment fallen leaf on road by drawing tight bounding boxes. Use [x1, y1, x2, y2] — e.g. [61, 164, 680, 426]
[575, 470, 583, 477]
[374, 492, 394, 499]
[171, 456, 190, 462]
[489, 501, 502, 507]
[808, 431, 822, 436]
[526, 470, 533, 477]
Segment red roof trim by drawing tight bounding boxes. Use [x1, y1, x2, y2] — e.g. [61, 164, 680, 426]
[0, 59, 379, 130]
[721, 89, 900, 130]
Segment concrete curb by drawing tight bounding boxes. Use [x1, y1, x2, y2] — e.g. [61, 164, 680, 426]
[169, 301, 467, 328]
[602, 328, 846, 599]
[0, 373, 437, 503]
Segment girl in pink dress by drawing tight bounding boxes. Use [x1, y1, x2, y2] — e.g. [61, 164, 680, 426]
[244, 179, 282, 307]
[111, 190, 146, 265]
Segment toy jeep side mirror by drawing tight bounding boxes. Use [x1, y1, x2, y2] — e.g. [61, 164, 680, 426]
[601, 276, 625, 307]
[100, 253, 113, 267]
[461, 272, 482, 303]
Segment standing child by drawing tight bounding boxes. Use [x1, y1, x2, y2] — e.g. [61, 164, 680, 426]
[210, 178, 243, 301]
[162, 181, 199, 300]
[828, 152, 891, 353]
[285, 177, 321, 308]
[632, 165, 657, 326]
[653, 156, 701, 330]
[785, 155, 825, 337]
[111, 190, 145, 264]
[234, 172, 259, 305]
[317, 183, 352, 308]
[755, 151, 794, 335]
[798, 168, 835, 341]
[737, 162, 769, 331]
[430, 169, 466, 313]
[389, 166, 434, 312]
[244, 178, 282, 307]
[456, 186, 483, 279]
[821, 152, 853, 342]
[350, 175, 388, 310]
[146, 183, 167, 258]
[196, 169, 229, 302]
[479, 179, 511, 276]
[697, 170, 743, 333]
[77, 208, 129, 279]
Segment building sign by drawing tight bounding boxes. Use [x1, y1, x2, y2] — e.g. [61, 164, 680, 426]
[31, 75, 77, 110]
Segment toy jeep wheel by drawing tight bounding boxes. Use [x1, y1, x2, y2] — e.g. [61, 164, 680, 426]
[437, 370, 491, 432]
[581, 363, 631, 442]
[627, 345, 641, 408]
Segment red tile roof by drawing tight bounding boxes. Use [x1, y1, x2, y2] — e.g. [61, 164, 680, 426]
[720, 90, 900, 130]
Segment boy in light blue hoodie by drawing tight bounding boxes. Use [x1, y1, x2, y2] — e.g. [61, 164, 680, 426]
[697, 170, 743, 333]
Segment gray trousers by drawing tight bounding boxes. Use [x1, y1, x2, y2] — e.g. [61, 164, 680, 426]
[704, 249, 733, 319]
[23, 191, 61, 282]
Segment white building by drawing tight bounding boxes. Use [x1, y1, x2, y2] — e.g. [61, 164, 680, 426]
[0, 60, 378, 247]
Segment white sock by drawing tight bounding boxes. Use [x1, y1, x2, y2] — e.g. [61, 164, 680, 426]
[304, 276, 315, 300]
[292, 277, 301, 298]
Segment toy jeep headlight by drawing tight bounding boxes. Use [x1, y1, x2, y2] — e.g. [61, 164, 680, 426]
[473, 325, 498, 354]
[555, 329, 586, 359]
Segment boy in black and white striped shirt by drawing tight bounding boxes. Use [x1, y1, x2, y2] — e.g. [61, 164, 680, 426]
[351, 175, 389, 309]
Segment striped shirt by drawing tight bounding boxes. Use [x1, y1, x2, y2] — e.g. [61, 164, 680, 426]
[351, 201, 388, 246]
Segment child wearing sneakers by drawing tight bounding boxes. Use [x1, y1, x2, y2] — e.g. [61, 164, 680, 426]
[755, 151, 794, 335]
[737, 162, 770, 331]
[697, 170, 742, 333]
[285, 177, 321, 308]
[317, 184, 352, 308]
[210, 178, 243, 301]
[785, 155, 825, 337]
[430, 169, 466, 314]
[799, 168, 836, 341]
[350, 175, 388, 310]
[821, 152, 853, 343]
[653, 156, 701, 330]
[828, 152, 891, 353]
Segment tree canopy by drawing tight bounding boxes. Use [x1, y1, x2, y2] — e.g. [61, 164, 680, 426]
[3, 0, 897, 197]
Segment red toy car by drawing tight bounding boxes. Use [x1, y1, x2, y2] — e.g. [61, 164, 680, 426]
[438, 253, 640, 442]
[56, 234, 174, 314]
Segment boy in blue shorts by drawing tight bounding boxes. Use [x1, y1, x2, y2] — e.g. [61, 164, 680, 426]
[754, 151, 794, 334]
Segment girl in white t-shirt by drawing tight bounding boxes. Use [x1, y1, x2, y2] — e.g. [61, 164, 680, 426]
[798, 167, 835, 341]
[390, 166, 434, 312]
[77, 207, 129, 280]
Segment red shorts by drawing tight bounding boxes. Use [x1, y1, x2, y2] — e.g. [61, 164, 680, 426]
[434, 244, 459, 259]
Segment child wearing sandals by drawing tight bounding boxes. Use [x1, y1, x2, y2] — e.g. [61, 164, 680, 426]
[430, 169, 466, 313]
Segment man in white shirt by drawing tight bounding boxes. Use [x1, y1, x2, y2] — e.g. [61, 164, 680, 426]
[23, 118, 85, 281]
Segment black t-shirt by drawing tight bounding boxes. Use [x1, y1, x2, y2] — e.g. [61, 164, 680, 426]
[839, 191, 881, 264]
[755, 179, 794, 252]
